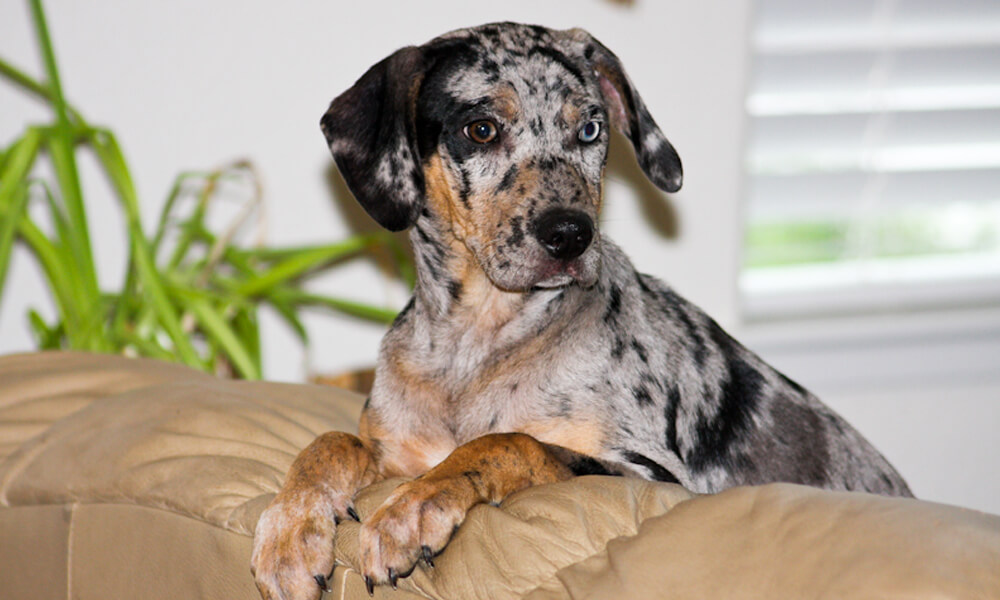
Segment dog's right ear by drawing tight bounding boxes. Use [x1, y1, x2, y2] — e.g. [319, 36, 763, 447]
[321, 46, 427, 232]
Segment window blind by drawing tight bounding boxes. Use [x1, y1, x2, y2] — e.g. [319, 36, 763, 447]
[742, 0, 1000, 312]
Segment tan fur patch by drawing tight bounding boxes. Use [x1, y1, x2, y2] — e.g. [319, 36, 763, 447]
[375, 435, 455, 479]
[453, 265, 524, 331]
[492, 83, 521, 123]
[282, 431, 378, 494]
[406, 432, 574, 499]
[519, 418, 606, 457]
[560, 101, 583, 128]
[360, 383, 456, 478]
[424, 153, 472, 240]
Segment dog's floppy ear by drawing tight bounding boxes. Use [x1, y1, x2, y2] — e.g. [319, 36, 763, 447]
[568, 30, 683, 193]
[321, 46, 427, 231]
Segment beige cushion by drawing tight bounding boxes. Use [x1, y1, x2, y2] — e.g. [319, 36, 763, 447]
[1, 351, 998, 600]
[0, 351, 362, 533]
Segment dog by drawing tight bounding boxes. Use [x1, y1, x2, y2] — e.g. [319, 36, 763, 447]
[251, 22, 912, 600]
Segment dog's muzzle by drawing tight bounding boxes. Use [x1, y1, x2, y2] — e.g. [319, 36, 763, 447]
[532, 209, 594, 261]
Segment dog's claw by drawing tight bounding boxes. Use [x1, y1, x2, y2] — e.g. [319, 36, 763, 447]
[364, 575, 375, 596]
[421, 545, 435, 569]
[347, 506, 361, 522]
[388, 568, 398, 589]
[314, 574, 330, 592]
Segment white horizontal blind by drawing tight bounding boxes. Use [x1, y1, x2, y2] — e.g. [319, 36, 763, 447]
[742, 0, 1000, 316]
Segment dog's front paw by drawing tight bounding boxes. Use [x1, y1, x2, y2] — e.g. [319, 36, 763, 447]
[251, 431, 378, 599]
[251, 489, 358, 600]
[358, 475, 476, 592]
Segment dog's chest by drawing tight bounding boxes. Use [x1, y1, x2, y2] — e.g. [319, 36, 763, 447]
[389, 284, 614, 455]
[447, 374, 607, 457]
[416, 327, 608, 454]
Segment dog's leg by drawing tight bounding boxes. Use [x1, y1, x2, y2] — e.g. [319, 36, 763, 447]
[251, 432, 379, 600]
[358, 432, 576, 588]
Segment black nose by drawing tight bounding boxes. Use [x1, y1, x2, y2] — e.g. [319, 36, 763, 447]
[532, 209, 594, 260]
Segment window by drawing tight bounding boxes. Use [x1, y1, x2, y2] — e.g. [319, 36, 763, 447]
[742, 0, 1000, 319]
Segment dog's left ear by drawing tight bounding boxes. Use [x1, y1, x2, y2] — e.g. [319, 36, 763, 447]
[566, 30, 683, 193]
[321, 46, 427, 231]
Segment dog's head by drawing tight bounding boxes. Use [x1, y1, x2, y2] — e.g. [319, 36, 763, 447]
[322, 22, 681, 291]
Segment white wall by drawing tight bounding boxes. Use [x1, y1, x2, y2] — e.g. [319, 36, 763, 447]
[0, 0, 750, 381]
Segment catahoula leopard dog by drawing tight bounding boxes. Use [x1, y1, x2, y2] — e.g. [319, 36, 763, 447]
[251, 22, 912, 599]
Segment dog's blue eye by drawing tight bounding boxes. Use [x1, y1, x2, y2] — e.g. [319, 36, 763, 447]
[464, 120, 499, 144]
[579, 121, 601, 143]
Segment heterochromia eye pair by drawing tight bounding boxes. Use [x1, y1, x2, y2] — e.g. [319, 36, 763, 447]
[462, 120, 602, 144]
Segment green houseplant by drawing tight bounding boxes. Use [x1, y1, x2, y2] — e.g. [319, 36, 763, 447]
[0, 0, 411, 379]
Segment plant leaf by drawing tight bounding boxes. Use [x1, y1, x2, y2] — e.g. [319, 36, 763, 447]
[268, 296, 310, 343]
[0, 128, 43, 303]
[87, 128, 201, 366]
[274, 289, 399, 324]
[27, 308, 62, 349]
[236, 235, 386, 297]
[186, 299, 260, 380]
[232, 306, 262, 375]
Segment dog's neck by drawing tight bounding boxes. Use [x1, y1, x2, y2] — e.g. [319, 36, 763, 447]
[407, 214, 574, 347]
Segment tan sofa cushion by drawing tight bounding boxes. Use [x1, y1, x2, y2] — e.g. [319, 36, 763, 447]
[1, 351, 999, 600]
[0, 351, 362, 533]
[528, 483, 1000, 599]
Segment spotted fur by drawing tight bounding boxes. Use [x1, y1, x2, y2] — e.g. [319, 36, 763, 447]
[254, 22, 911, 599]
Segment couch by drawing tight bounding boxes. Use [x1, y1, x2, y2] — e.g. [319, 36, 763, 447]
[1, 351, 998, 599]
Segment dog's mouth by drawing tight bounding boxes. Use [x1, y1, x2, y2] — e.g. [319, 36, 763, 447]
[522, 208, 601, 289]
[531, 255, 600, 289]
[478, 238, 601, 293]
[467, 213, 602, 293]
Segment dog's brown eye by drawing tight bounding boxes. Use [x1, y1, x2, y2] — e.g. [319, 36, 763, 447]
[464, 120, 498, 144]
